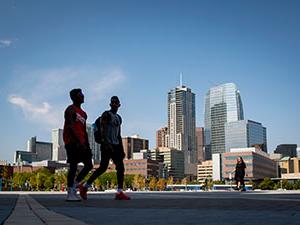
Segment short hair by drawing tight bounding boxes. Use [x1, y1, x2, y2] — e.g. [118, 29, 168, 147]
[110, 96, 120, 103]
[69, 88, 82, 102]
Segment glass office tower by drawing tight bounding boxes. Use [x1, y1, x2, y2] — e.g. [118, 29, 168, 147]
[225, 120, 267, 153]
[204, 83, 244, 158]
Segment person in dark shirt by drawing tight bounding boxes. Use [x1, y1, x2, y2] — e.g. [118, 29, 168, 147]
[63, 88, 93, 201]
[234, 157, 246, 191]
[78, 96, 130, 200]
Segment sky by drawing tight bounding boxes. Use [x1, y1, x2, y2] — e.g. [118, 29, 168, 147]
[1, 0, 300, 162]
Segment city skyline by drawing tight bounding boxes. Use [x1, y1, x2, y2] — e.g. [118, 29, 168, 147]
[1, 1, 300, 162]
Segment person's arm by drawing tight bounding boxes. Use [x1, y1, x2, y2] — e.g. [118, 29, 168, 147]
[117, 115, 125, 158]
[83, 121, 90, 149]
[100, 111, 110, 144]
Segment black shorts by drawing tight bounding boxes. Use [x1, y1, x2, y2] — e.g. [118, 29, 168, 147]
[65, 143, 92, 164]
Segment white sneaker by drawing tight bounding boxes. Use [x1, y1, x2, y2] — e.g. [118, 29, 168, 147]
[66, 187, 81, 202]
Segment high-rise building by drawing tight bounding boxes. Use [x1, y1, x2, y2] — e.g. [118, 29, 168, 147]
[27, 137, 52, 161]
[204, 83, 244, 159]
[122, 135, 149, 159]
[155, 147, 184, 180]
[196, 127, 205, 163]
[274, 144, 297, 158]
[166, 85, 197, 175]
[225, 120, 267, 153]
[52, 129, 66, 161]
[156, 127, 168, 148]
[86, 124, 101, 163]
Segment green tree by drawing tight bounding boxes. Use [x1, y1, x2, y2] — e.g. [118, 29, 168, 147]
[258, 178, 275, 190]
[293, 180, 300, 190]
[54, 171, 67, 191]
[281, 180, 294, 190]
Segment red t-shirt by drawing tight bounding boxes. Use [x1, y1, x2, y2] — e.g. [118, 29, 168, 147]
[63, 104, 87, 145]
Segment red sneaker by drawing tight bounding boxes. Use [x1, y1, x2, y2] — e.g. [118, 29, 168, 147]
[115, 191, 131, 200]
[78, 184, 88, 200]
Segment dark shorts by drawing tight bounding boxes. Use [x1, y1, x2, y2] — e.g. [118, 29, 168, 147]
[65, 143, 92, 164]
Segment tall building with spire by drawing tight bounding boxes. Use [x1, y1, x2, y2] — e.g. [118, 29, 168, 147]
[204, 83, 244, 159]
[166, 79, 197, 176]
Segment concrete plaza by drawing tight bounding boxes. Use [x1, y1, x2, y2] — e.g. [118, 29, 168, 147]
[1, 190, 300, 225]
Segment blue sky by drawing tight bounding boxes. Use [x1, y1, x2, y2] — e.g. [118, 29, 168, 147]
[1, 0, 300, 162]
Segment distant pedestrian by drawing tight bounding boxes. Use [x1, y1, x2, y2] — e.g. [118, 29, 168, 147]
[63, 88, 93, 201]
[79, 96, 130, 200]
[234, 157, 246, 191]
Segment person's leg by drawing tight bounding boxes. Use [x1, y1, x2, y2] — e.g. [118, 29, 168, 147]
[235, 179, 239, 190]
[75, 158, 93, 184]
[67, 162, 78, 188]
[78, 146, 111, 200]
[66, 161, 81, 201]
[86, 148, 110, 185]
[112, 145, 130, 200]
[240, 177, 245, 190]
[112, 150, 125, 190]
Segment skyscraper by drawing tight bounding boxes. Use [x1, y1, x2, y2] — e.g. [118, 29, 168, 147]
[196, 127, 205, 163]
[204, 83, 244, 159]
[52, 128, 66, 161]
[86, 124, 101, 163]
[166, 84, 197, 175]
[225, 120, 267, 153]
[156, 127, 168, 148]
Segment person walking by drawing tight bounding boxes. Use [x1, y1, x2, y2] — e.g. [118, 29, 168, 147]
[79, 96, 130, 200]
[63, 88, 93, 201]
[234, 157, 246, 191]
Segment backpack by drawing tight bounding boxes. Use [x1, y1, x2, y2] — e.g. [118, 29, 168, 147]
[93, 116, 103, 144]
[93, 111, 121, 144]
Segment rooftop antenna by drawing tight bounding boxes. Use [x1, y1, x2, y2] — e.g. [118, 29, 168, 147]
[180, 72, 183, 86]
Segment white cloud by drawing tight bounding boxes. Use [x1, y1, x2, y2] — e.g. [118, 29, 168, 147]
[8, 95, 61, 127]
[7, 66, 126, 127]
[0, 39, 13, 48]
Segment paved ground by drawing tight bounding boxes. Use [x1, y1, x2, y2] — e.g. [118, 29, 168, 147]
[1, 191, 300, 225]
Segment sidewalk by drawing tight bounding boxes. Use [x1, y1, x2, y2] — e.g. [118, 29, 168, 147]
[3, 194, 87, 225]
[1, 191, 300, 225]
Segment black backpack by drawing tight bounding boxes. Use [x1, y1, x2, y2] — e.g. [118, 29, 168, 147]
[93, 116, 103, 144]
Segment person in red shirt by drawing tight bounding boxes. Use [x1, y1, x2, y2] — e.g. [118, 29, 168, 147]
[63, 88, 93, 201]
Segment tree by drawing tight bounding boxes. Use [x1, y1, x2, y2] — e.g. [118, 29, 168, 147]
[132, 174, 146, 191]
[149, 177, 157, 191]
[133, 174, 140, 190]
[281, 180, 294, 190]
[181, 177, 187, 185]
[167, 176, 174, 185]
[54, 171, 67, 191]
[156, 178, 166, 191]
[258, 178, 275, 190]
[293, 180, 300, 190]
[124, 174, 134, 190]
